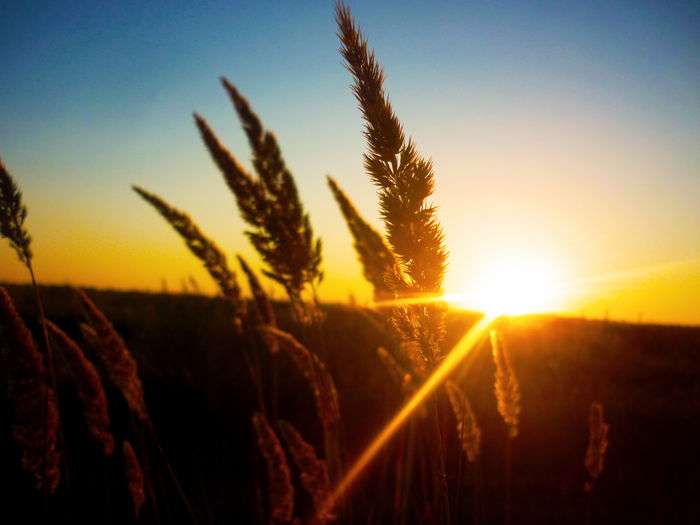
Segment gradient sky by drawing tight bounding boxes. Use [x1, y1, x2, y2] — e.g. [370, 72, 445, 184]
[1, 1, 698, 324]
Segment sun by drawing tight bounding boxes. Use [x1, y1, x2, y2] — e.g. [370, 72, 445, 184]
[450, 253, 566, 316]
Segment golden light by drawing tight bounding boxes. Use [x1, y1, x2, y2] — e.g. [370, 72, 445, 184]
[318, 314, 496, 521]
[452, 252, 566, 316]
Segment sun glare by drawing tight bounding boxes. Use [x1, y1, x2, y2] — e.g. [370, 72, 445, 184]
[451, 253, 566, 316]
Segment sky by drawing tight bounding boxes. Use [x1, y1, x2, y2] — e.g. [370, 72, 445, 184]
[1, 0, 698, 324]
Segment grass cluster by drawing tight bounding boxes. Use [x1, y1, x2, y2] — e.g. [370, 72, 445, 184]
[0, 4, 634, 524]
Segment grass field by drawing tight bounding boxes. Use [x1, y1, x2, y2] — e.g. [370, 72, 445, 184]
[1, 284, 698, 524]
[1, 4, 698, 523]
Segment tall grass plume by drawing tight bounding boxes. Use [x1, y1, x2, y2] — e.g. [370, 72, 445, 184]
[195, 79, 322, 309]
[252, 413, 295, 523]
[336, 3, 446, 365]
[75, 288, 149, 421]
[47, 320, 114, 457]
[279, 421, 335, 523]
[0, 158, 32, 264]
[260, 327, 340, 442]
[490, 330, 521, 438]
[327, 176, 396, 300]
[122, 440, 146, 519]
[0, 287, 61, 493]
[584, 402, 609, 493]
[445, 380, 481, 463]
[133, 185, 245, 326]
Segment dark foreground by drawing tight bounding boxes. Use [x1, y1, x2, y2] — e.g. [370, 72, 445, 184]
[1, 284, 699, 524]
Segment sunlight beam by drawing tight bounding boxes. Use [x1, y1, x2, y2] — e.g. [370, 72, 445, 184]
[317, 314, 496, 522]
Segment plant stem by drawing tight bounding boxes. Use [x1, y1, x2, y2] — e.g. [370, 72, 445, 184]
[505, 437, 512, 525]
[27, 263, 58, 515]
[430, 399, 450, 525]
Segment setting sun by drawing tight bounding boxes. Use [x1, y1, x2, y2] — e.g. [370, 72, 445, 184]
[452, 254, 566, 316]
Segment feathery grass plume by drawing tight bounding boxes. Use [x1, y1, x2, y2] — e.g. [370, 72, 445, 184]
[327, 176, 396, 300]
[0, 158, 32, 264]
[390, 308, 430, 376]
[490, 330, 521, 438]
[278, 421, 335, 523]
[238, 254, 276, 328]
[74, 289, 149, 421]
[260, 327, 340, 436]
[1, 158, 61, 502]
[0, 287, 60, 493]
[46, 320, 114, 457]
[445, 381, 482, 463]
[132, 185, 245, 326]
[252, 413, 295, 524]
[194, 78, 322, 306]
[122, 440, 146, 519]
[584, 402, 609, 492]
[336, 5, 446, 294]
[336, 3, 447, 363]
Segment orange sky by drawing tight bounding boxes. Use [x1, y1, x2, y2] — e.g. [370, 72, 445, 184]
[1, 2, 698, 325]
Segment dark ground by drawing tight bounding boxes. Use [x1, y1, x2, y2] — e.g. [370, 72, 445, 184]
[1, 284, 699, 524]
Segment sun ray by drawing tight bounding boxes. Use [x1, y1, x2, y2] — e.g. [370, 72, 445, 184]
[316, 314, 497, 522]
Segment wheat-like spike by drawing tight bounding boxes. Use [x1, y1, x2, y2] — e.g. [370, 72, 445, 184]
[0, 158, 32, 265]
[336, 4, 446, 364]
[584, 402, 609, 492]
[389, 306, 434, 377]
[132, 185, 245, 324]
[260, 327, 340, 436]
[0, 287, 60, 493]
[336, 5, 446, 295]
[238, 254, 276, 327]
[74, 288, 149, 421]
[445, 381, 482, 463]
[122, 440, 146, 519]
[252, 413, 295, 524]
[194, 80, 322, 303]
[490, 330, 521, 438]
[327, 176, 397, 300]
[46, 320, 114, 457]
[278, 421, 335, 523]
[220, 78, 299, 208]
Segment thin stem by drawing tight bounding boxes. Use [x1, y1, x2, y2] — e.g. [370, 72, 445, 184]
[27, 263, 59, 515]
[430, 400, 450, 525]
[584, 485, 594, 525]
[473, 458, 482, 525]
[504, 437, 512, 525]
[144, 418, 199, 524]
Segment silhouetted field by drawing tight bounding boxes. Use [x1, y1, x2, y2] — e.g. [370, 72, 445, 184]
[1, 284, 698, 524]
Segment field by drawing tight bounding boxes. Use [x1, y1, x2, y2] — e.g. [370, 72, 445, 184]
[1, 284, 699, 524]
[2, 3, 698, 524]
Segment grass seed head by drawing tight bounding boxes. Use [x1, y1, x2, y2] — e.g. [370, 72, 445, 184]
[584, 401, 610, 491]
[252, 413, 295, 523]
[279, 421, 335, 523]
[0, 158, 32, 265]
[47, 320, 114, 457]
[490, 329, 521, 438]
[75, 288, 149, 421]
[446, 380, 482, 463]
[0, 287, 61, 493]
[122, 440, 146, 519]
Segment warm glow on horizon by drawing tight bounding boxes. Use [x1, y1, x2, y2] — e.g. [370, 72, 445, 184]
[1, 2, 698, 325]
[450, 251, 566, 316]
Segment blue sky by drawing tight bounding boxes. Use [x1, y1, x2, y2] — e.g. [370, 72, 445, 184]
[1, 1, 699, 322]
